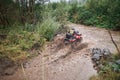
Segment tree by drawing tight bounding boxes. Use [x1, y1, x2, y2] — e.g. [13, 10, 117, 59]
[0, 0, 15, 25]
[0, 0, 50, 25]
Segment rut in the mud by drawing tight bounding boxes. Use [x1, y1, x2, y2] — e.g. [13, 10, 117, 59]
[49, 39, 88, 64]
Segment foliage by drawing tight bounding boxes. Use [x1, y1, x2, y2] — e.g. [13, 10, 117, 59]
[90, 72, 120, 80]
[0, 0, 64, 62]
[0, 0, 65, 63]
[68, 0, 120, 30]
[0, 0, 48, 25]
[36, 18, 60, 41]
[0, 17, 59, 62]
[0, 26, 45, 62]
[49, 2, 69, 25]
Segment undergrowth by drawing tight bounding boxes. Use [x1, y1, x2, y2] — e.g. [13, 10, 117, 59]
[0, 18, 60, 63]
[68, 0, 120, 30]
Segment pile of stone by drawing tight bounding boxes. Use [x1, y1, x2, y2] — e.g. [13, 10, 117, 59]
[90, 48, 111, 62]
[90, 48, 120, 72]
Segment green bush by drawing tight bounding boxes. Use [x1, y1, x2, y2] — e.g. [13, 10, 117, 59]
[36, 18, 59, 41]
[68, 0, 120, 30]
[0, 28, 46, 62]
[0, 17, 60, 62]
[50, 2, 69, 25]
[78, 9, 93, 24]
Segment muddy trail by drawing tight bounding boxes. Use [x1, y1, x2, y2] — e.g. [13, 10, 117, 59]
[1, 24, 120, 80]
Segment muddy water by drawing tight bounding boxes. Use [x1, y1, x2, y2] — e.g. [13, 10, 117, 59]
[1, 24, 120, 80]
[46, 47, 96, 80]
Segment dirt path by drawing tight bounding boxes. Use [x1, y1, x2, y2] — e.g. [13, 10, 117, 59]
[1, 24, 120, 80]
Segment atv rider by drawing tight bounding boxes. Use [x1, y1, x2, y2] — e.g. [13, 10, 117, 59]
[66, 28, 76, 40]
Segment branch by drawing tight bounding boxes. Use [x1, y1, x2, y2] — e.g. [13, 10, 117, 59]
[108, 30, 120, 54]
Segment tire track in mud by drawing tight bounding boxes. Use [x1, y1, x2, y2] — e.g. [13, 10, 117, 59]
[45, 34, 89, 65]
[49, 42, 88, 63]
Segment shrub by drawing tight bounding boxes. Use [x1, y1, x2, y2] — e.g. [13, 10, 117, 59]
[68, 0, 120, 30]
[0, 17, 60, 63]
[36, 18, 60, 41]
[51, 2, 69, 25]
[0, 28, 46, 62]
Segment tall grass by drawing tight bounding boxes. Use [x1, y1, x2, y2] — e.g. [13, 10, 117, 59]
[90, 71, 120, 80]
[0, 17, 59, 63]
[36, 18, 60, 41]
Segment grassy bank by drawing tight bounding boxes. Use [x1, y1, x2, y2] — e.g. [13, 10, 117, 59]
[0, 18, 60, 63]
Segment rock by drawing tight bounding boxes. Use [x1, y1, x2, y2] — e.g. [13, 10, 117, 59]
[92, 54, 101, 61]
[91, 48, 103, 57]
[103, 48, 111, 56]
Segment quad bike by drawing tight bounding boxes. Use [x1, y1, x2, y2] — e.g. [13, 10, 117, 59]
[64, 32, 83, 45]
